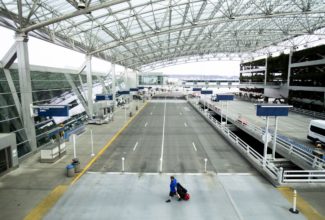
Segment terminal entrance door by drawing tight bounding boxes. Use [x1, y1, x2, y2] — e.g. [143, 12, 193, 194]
[0, 146, 12, 174]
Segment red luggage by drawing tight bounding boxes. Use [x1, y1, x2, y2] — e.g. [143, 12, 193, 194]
[184, 193, 190, 201]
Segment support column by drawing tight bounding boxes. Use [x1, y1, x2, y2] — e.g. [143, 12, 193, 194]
[16, 33, 37, 151]
[263, 117, 270, 167]
[124, 67, 128, 89]
[272, 117, 278, 159]
[86, 55, 93, 118]
[287, 49, 293, 87]
[264, 57, 268, 86]
[112, 63, 116, 107]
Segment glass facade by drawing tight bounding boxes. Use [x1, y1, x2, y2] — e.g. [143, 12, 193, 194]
[0, 67, 97, 157]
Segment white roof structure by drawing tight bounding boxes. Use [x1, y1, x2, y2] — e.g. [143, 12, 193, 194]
[1, 0, 325, 71]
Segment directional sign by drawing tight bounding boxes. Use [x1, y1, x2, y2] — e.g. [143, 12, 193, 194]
[118, 90, 130, 95]
[256, 104, 292, 117]
[96, 94, 113, 101]
[138, 86, 145, 90]
[192, 88, 202, 91]
[201, 90, 213, 95]
[130, 88, 139, 91]
[217, 94, 234, 101]
[36, 105, 69, 117]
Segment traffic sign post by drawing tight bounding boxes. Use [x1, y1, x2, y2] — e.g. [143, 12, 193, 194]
[256, 104, 292, 165]
[201, 90, 213, 113]
[216, 95, 234, 126]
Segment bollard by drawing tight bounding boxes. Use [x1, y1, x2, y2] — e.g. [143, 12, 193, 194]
[159, 158, 163, 173]
[122, 157, 125, 172]
[204, 158, 208, 173]
[289, 190, 299, 214]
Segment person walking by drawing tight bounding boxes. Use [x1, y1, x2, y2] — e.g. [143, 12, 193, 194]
[166, 176, 180, 202]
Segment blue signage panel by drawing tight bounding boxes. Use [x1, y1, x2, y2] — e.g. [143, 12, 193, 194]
[201, 90, 213, 95]
[217, 94, 234, 101]
[256, 104, 291, 117]
[118, 90, 130, 95]
[37, 105, 69, 117]
[130, 88, 139, 91]
[138, 86, 145, 90]
[95, 94, 113, 101]
[193, 88, 202, 91]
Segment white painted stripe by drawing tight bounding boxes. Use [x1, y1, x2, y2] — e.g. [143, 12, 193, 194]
[145, 122, 148, 127]
[160, 98, 167, 172]
[217, 173, 254, 176]
[86, 172, 207, 176]
[184, 122, 188, 127]
[221, 182, 244, 220]
[133, 142, 138, 151]
[192, 142, 197, 151]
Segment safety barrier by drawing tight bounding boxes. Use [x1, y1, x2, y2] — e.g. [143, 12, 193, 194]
[191, 100, 325, 184]
[194, 103, 280, 182]
[282, 170, 325, 183]
[290, 107, 325, 120]
[199, 99, 325, 170]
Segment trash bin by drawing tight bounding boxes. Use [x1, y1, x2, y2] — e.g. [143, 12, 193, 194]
[136, 106, 138, 111]
[129, 112, 133, 117]
[66, 164, 75, 177]
[72, 158, 81, 173]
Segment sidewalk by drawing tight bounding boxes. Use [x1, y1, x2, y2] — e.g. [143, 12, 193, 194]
[0, 100, 146, 220]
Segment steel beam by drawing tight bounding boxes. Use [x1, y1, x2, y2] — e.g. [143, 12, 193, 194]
[64, 73, 91, 117]
[15, 34, 37, 152]
[90, 10, 325, 55]
[1, 42, 17, 69]
[20, 0, 128, 33]
[3, 69, 22, 118]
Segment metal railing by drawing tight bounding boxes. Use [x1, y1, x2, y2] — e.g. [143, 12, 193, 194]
[283, 170, 325, 183]
[290, 107, 325, 120]
[199, 99, 325, 170]
[191, 100, 325, 184]
[196, 104, 279, 181]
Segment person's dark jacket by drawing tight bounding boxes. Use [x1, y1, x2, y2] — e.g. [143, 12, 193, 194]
[176, 183, 187, 199]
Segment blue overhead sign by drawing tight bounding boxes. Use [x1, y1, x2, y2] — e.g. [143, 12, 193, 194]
[193, 88, 202, 91]
[96, 94, 113, 101]
[130, 88, 139, 91]
[256, 104, 292, 117]
[201, 90, 213, 95]
[37, 105, 69, 117]
[118, 90, 130, 95]
[217, 94, 234, 101]
[138, 86, 145, 90]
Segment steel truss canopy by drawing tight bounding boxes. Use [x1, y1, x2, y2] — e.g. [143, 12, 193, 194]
[1, 0, 325, 71]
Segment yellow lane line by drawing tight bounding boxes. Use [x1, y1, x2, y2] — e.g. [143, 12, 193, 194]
[71, 101, 148, 185]
[24, 102, 148, 220]
[278, 187, 325, 220]
[24, 185, 68, 220]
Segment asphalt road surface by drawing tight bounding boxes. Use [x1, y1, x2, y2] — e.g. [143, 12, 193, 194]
[89, 100, 256, 174]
